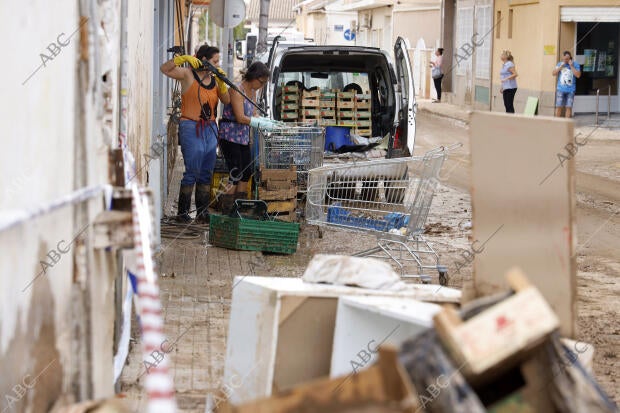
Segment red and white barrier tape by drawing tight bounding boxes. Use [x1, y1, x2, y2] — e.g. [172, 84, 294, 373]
[131, 184, 177, 412]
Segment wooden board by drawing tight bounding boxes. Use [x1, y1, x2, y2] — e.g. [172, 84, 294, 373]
[266, 199, 297, 213]
[469, 111, 576, 337]
[337, 100, 355, 109]
[258, 187, 298, 201]
[301, 98, 320, 107]
[433, 269, 559, 381]
[216, 347, 418, 413]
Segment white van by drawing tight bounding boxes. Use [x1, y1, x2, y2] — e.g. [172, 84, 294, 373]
[262, 37, 417, 157]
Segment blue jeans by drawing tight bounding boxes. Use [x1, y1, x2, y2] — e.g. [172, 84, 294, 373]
[178, 120, 218, 186]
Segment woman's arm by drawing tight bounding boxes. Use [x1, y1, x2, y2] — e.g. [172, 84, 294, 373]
[218, 86, 231, 105]
[506, 66, 518, 80]
[230, 88, 251, 125]
[160, 58, 193, 92]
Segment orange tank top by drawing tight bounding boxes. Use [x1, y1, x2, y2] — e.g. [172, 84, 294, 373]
[180, 74, 219, 121]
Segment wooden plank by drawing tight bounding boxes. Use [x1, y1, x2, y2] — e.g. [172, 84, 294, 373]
[302, 109, 320, 117]
[337, 91, 356, 99]
[470, 111, 576, 337]
[266, 199, 297, 213]
[258, 187, 298, 201]
[282, 84, 301, 93]
[280, 111, 298, 120]
[216, 347, 417, 413]
[281, 103, 298, 111]
[303, 90, 321, 98]
[337, 100, 355, 109]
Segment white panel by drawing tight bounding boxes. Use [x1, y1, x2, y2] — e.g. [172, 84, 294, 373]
[456, 7, 474, 76]
[561, 7, 620, 22]
[330, 296, 440, 378]
[475, 5, 492, 79]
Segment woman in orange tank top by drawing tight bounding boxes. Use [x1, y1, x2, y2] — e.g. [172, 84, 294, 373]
[161, 45, 230, 224]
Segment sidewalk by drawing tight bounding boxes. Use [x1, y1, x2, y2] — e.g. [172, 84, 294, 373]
[417, 97, 620, 139]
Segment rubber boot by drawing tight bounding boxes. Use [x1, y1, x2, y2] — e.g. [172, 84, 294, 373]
[195, 184, 211, 224]
[176, 185, 194, 223]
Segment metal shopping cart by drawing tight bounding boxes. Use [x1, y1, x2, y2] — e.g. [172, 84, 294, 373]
[305, 146, 451, 284]
[259, 123, 325, 191]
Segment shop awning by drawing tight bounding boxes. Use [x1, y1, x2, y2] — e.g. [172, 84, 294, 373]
[561, 6, 620, 22]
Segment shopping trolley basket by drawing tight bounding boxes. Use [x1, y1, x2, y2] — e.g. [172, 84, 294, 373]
[259, 124, 325, 191]
[305, 147, 450, 284]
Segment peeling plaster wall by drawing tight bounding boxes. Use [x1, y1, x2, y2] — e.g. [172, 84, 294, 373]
[0, 0, 155, 410]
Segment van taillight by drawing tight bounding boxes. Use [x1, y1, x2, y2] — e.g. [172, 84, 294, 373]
[394, 126, 401, 148]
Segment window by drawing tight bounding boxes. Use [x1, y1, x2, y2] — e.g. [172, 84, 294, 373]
[496, 11, 501, 38]
[508, 9, 514, 39]
[476, 5, 492, 79]
[456, 7, 474, 76]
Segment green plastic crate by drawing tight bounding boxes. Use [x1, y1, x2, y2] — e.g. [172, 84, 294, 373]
[209, 214, 300, 254]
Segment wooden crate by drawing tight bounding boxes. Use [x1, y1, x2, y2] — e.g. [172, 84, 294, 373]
[336, 91, 356, 99]
[354, 109, 371, 119]
[337, 100, 355, 109]
[280, 111, 299, 120]
[282, 84, 302, 93]
[303, 89, 321, 99]
[301, 97, 320, 107]
[319, 109, 336, 117]
[266, 198, 297, 221]
[281, 93, 300, 102]
[319, 99, 336, 108]
[301, 108, 320, 117]
[281, 102, 299, 111]
[260, 167, 297, 191]
[258, 186, 297, 201]
[319, 119, 338, 126]
[433, 268, 559, 382]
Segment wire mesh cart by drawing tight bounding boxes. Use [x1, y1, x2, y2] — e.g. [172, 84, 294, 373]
[258, 124, 325, 191]
[305, 147, 450, 284]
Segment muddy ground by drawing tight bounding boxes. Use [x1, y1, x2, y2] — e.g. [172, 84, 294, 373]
[262, 112, 620, 404]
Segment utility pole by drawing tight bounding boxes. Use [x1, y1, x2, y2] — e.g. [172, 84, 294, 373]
[257, 0, 270, 54]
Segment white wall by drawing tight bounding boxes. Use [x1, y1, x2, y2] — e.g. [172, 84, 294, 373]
[0, 0, 155, 409]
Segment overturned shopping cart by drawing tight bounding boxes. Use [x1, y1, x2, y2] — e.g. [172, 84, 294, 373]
[305, 147, 450, 284]
[259, 124, 325, 191]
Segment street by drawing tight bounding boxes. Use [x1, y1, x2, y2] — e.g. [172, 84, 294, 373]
[119, 110, 620, 411]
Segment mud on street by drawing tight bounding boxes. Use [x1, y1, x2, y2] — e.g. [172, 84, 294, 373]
[120, 111, 619, 411]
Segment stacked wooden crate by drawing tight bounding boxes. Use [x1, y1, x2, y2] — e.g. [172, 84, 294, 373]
[258, 167, 298, 222]
[300, 89, 320, 124]
[353, 93, 372, 138]
[279, 84, 301, 123]
[318, 91, 337, 127]
[336, 91, 356, 127]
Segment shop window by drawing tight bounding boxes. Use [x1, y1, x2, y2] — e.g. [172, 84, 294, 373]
[575, 22, 619, 96]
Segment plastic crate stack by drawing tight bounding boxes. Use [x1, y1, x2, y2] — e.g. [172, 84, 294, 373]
[319, 91, 337, 127]
[353, 93, 372, 138]
[279, 84, 301, 123]
[300, 89, 320, 124]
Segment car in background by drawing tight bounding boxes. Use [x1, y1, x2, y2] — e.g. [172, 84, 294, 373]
[261, 37, 416, 157]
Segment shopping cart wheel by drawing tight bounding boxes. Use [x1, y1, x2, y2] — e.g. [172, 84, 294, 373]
[438, 271, 448, 286]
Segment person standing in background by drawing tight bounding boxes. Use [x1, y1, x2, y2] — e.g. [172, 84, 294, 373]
[430, 48, 444, 103]
[499, 50, 518, 113]
[553, 50, 581, 118]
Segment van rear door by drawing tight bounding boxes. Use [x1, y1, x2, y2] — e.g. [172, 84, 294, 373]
[394, 36, 416, 156]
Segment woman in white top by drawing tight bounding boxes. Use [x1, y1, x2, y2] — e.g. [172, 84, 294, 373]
[430, 48, 444, 102]
[499, 50, 518, 113]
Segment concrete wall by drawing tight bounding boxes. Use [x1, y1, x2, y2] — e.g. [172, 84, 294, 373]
[491, 0, 620, 115]
[0, 0, 155, 410]
[393, 7, 441, 49]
